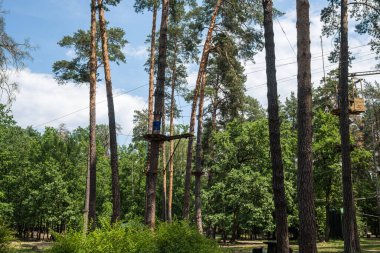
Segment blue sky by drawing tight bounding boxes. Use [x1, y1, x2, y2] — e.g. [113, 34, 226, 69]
[1, 0, 377, 142]
[3, 0, 151, 96]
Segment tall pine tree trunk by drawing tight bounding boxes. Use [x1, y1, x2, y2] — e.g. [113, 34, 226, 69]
[145, 1, 157, 222]
[339, 0, 361, 251]
[88, 0, 97, 230]
[325, 182, 332, 242]
[296, 0, 317, 252]
[168, 48, 177, 223]
[194, 71, 207, 234]
[145, 0, 169, 228]
[161, 106, 167, 221]
[97, 0, 121, 223]
[84, 0, 97, 233]
[147, 1, 157, 167]
[183, 0, 223, 220]
[262, 0, 290, 251]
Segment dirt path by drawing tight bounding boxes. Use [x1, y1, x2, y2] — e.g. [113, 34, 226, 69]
[11, 240, 53, 252]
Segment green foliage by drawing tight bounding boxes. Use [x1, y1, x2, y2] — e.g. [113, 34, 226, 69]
[134, 0, 159, 13]
[155, 222, 222, 253]
[0, 222, 13, 253]
[52, 26, 127, 84]
[352, 1, 380, 66]
[49, 222, 222, 253]
[204, 119, 297, 238]
[0, 10, 31, 103]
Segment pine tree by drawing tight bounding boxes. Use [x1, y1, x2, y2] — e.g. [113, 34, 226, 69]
[339, 0, 361, 251]
[296, 0, 317, 251]
[97, 0, 121, 223]
[262, 0, 290, 251]
[84, 0, 98, 232]
[183, 0, 223, 220]
[145, 0, 170, 228]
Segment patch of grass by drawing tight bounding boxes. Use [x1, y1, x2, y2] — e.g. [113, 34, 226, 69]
[11, 241, 52, 253]
[221, 238, 380, 253]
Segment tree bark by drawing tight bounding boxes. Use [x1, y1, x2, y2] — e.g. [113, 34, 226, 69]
[146, 1, 157, 169]
[145, 1, 157, 223]
[262, 1, 290, 251]
[145, 0, 169, 228]
[161, 106, 167, 221]
[97, 0, 121, 223]
[339, 0, 361, 251]
[183, 0, 223, 220]
[296, 0, 317, 252]
[84, 0, 97, 233]
[325, 192, 331, 242]
[194, 71, 207, 234]
[372, 121, 380, 239]
[168, 47, 177, 223]
[88, 0, 97, 230]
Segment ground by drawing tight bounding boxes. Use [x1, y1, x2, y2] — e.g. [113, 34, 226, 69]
[11, 240, 53, 252]
[222, 238, 380, 252]
[9, 238, 380, 252]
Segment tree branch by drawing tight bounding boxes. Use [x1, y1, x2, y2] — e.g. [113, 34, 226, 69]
[349, 1, 380, 15]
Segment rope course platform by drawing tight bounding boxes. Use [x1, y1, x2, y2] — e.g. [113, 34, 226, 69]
[143, 133, 193, 142]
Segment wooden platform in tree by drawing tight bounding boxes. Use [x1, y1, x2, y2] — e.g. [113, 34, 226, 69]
[143, 133, 193, 142]
[331, 98, 366, 116]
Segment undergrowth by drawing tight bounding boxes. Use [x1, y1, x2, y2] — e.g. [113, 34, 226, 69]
[49, 221, 222, 253]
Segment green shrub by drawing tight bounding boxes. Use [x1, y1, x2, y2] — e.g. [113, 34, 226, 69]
[49, 221, 222, 253]
[156, 221, 222, 253]
[49, 232, 85, 253]
[0, 222, 14, 253]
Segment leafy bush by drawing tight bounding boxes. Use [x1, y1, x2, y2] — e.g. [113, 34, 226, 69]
[49, 221, 222, 253]
[0, 221, 14, 253]
[49, 232, 85, 253]
[156, 221, 222, 253]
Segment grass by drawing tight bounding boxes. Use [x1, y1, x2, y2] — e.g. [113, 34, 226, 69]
[10, 238, 380, 253]
[222, 238, 380, 253]
[11, 240, 53, 252]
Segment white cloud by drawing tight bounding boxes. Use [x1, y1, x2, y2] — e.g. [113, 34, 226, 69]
[7, 69, 146, 138]
[123, 44, 149, 59]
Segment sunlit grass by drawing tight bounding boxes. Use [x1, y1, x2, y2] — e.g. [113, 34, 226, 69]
[222, 238, 380, 253]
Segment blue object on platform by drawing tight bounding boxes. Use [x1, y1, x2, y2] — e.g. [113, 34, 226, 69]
[153, 121, 161, 131]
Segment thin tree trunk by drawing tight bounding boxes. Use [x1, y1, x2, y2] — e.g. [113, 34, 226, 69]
[145, 0, 157, 223]
[207, 81, 219, 188]
[296, 0, 317, 252]
[161, 106, 167, 221]
[145, 0, 169, 228]
[84, 0, 97, 233]
[325, 192, 331, 242]
[97, 0, 121, 223]
[146, 1, 157, 167]
[183, 0, 223, 220]
[168, 48, 177, 223]
[339, 0, 361, 251]
[194, 71, 207, 234]
[373, 124, 380, 238]
[262, 1, 290, 251]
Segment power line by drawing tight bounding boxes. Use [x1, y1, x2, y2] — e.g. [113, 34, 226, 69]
[245, 49, 375, 74]
[33, 49, 377, 129]
[275, 17, 296, 56]
[245, 43, 370, 69]
[34, 83, 149, 128]
[246, 54, 378, 91]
